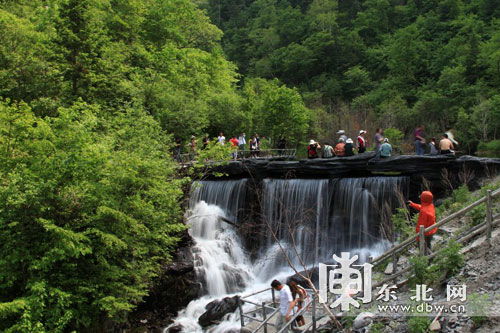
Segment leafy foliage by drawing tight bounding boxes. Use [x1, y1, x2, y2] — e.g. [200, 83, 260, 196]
[204, 0, 500, 150]
[408, 256, 439, 287]
[434, 240, 464, 278]
[407, 316, 431, 333]
[0, 101, 186, 331]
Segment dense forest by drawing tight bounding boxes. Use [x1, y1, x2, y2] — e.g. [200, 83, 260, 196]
[202, 0, 500, 152]
[0, 0, 499, 331]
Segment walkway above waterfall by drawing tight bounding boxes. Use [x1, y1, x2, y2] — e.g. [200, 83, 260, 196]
[206, 154, 500, 196]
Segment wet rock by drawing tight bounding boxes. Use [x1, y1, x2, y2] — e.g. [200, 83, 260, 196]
[128, 231, 201, 331]
[198, 296, 242, 328]
[165, 324, 183, 333]
[353, 312, 375, 329]
[384, 262, 394, 274]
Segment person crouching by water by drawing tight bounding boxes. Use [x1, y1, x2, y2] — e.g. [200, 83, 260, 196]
[271, 280, 297, 332]
[288, 280, 308, 327]
[408, 191, 437, 255]
[322, 142, 334, 158]
[379, 138, 392, 158]
[307, 140, 321, 159]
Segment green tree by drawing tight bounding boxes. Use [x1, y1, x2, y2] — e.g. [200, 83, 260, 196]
[0, 101, 185, 331]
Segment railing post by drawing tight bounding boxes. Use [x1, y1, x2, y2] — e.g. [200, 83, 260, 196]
[271, 288, 276, 307]
[486, 189, 493, 243]
[311, 293, 317, 333]
[262, 302, 268, 333]
[239, 301, 245, 328]
[419, 227, 425, 256]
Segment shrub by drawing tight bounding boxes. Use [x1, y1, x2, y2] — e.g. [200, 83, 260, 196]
[409, 256, 439, 287]
[407, 316, 431, 333]
[467, 293, 489, 327]
[370, 322, 386, 333]
[468, 204, 486, 226]
[477, 140, 500, 157]
[434, 240, 464, 278]
[392, 207, 414, 239]
[452, 185, 470, 203]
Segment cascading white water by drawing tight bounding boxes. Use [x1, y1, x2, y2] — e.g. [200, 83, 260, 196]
[259, 177, 408, 272]
[167, 177, 408, 332]
[189, 201, 253, 296]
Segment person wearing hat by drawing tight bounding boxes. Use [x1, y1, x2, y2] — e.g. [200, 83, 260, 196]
[379, 138, 392, 158]
[336, 130, 348, 142]
[307, 140, 321, 159]
[345, 138, 355, 156]
[334, 138, 346, 157]
[357, 130, 367, 153]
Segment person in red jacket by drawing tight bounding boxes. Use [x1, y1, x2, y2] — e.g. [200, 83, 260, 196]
[408, 191, 437, 254]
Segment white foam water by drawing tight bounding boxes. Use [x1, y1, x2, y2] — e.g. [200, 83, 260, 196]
[166, 178, 406, 332]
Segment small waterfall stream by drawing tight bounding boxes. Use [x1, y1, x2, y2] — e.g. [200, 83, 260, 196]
[167, 177, 408, 332]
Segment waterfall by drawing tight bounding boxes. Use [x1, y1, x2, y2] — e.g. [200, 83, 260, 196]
[167, 176, 408, 332]
[258, 177, 407, 275]
[187, 180, 252, 296]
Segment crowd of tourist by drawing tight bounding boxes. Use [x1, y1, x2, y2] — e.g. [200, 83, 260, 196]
[174, 126, 459, 162]
[307, 126, 459, 159]
[413, 125, 458, 156]
[306, 128, 393, 159]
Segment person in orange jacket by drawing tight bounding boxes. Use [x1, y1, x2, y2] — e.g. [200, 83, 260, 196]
[408, 191, 437, 254]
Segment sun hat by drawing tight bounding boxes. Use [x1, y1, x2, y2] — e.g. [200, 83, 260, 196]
[336, 130, 345, 135]
[359, 130, 366, 135]
[309, 139, 316, 145]
[384, 138, 389, 143]
[346, 138, 353, 144]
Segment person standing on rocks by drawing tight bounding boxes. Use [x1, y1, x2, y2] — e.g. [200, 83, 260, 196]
[238, 133, 246, 151]
[217, 132, 226, 145]
[337, 130, 348, 142]
[357, 130, 368, 153]
[271, 280, 297, 332]
[334, 138, 346, 157]
[374, 128, 384, 152]
[345, 138, 355, 156]
[439, 133, 454, 154]
[322, 142, 334, 158]
[379, 138, 392, 158]
[307, 140, 321, 159]
[408, 191, 437, 255]
[414, 125, 426, 155]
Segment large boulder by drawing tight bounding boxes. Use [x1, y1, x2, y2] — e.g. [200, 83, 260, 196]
[127, 231, 201, 331]
[198, 296, 242, 328]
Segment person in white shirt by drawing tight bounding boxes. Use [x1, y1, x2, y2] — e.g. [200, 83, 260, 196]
[271, 280, 297, 332]
[238, 133, 246, 150]
[217, 132, 226, 145]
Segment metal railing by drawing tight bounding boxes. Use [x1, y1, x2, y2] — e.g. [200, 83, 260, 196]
[370, 187, 500, 288]
[237, 188, 498, 332]
[239, 287, 320, 333]
[175, 149, 297, 164]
